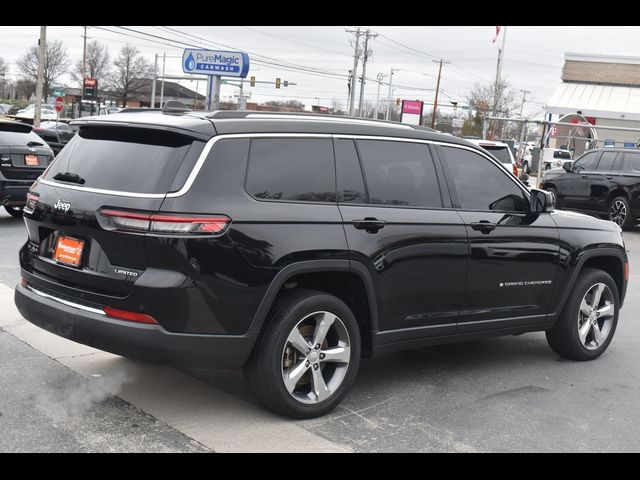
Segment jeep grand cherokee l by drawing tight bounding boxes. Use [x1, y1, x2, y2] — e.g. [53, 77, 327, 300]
[14, 106, 628, 418]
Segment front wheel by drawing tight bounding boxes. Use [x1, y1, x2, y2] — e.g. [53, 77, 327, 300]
[3, 206, 23, 218]
[609, 196, 635, 230]
[244, 290, 361, 419]
[546, 268, 619, 361]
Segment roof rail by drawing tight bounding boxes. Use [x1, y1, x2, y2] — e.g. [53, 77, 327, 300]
[162, 100, 191, 114]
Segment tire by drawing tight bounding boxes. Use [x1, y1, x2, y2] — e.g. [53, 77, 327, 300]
[608, 196, 635, 230]
[244, 289, 361, 419]
[545, 186, 560, 209]
[544, 163, 551, 171]
[3, 206, 23, 218]
[546, 268, 619, 361]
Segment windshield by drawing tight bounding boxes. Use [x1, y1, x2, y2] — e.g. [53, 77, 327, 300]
[481, 146, 512, 164]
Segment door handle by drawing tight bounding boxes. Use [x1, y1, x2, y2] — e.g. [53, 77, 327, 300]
[581, 174, 588, 178]
[606, 176, 614, 180]
[353, 217, 386, 233]
[470, 221, 497, 234]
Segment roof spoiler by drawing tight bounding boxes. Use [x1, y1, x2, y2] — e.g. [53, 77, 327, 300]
[162, 101, 191, 114]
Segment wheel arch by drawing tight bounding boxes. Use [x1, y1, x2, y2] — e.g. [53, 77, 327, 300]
[248, 260, 379, 357]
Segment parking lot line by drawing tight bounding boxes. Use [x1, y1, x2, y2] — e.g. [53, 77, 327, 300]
[0, 284, 350, 453]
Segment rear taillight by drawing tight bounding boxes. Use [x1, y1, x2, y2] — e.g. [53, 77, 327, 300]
[24, 192, 40, 213]
[99, 209, 231, 235]
[625, 261, 629, 281]
[104, 306, 158, 325]
[513, 164, 518, 177]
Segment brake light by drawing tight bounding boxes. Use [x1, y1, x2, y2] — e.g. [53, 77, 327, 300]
[513, 164, 518, 177]
[625, 261, 629, 281]
[99, 209, 231, 235]
[104, 306, 158, 325]
[24, 192, 40, 212]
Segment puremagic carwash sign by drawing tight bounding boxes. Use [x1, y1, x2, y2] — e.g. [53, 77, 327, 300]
[182, 49, 250, 78]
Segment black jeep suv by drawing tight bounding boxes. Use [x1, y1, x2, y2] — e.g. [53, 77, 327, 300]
[541, 147, 640, 230]
[14, 108, 628, 418]
[1, 120, 54, 217]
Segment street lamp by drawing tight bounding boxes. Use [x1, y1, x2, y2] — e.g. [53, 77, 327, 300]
[374, 73, 386, 120]
[385, 68, 399, 121]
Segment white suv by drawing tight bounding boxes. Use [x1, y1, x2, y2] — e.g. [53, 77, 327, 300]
[468, 140, 518, 177]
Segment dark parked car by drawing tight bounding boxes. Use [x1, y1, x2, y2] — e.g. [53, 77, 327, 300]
[15, 108, 628, 418]
[32, 121, 76, 156]
[0, 120, 54, 217]
[541, 148, 640, 230]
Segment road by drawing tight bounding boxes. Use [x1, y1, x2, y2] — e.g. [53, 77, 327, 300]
[2, 207, 640, 452]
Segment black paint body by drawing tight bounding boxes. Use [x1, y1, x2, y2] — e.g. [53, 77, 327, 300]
[15, 112, 628, 368]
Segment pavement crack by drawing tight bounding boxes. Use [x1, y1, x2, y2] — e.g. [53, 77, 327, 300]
[54, 351, 101, 360]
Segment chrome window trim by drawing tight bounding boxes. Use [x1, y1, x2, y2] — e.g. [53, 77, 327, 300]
[26, 285, 106, 316]
[37, 132, 528, 199]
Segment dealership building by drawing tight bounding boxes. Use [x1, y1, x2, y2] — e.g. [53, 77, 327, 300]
[545, 53, 640, 151]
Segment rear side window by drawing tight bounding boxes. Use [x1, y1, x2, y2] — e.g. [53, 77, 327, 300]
[44, 126, 202, 194]
[440, 146, 528, 212]
[481, 146, 512, 164]
[356, 140, 442, 208]
[596, 151, 617, 171]
[622, 152, 640, 172]
[246, 138, 336, 202]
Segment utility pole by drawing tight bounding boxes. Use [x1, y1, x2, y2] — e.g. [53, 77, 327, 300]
[492, 26, 507, 139]
[519, 89, 531, 117]
[431, 59, 450, 129]
[151, 53, 158, 108]
[346, 27, 362, 116]
[160, 52, 166, 108]
[357, 30, 378, 117]
[374, 72, 386, 120]
[34, 26, 46, 128]
[385, 68, 398, 121]
[82, 26, 89, 79]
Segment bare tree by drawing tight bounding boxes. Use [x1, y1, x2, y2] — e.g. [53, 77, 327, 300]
[16, 39, 70, 99]
[467, 80, 519, 139]
[71, 40, 111, 85]
[110, 45, 153, 107]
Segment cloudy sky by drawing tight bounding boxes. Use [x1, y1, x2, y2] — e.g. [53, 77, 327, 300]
[2, 26, 639, 118]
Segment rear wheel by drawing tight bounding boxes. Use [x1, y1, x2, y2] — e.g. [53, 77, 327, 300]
[244, 289, 361, 419]
[608, 196, 635, 230]
[3, 206, 23, 218]
[546, 268, 619, 361]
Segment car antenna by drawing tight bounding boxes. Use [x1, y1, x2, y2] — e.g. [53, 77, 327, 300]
[162, 101, 190, 114]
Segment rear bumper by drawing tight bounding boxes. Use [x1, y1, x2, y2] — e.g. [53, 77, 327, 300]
[14, 282, 258, 369]
[0, 181, 31, 206]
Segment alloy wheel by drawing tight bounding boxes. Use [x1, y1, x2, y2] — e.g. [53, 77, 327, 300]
[281, 311, 351, 404]
[577, 283, 615, 351]
[609, 200, 627, 227]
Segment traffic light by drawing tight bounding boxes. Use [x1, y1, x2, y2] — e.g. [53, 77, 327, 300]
[396, 97, 401, 106]
[250, 76, 256, 87]
[283, 80, 289, 87]
[275, 78, 281, 89]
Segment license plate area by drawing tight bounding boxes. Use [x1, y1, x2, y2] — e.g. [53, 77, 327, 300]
[53, 235, 85, 267]
[25, 154, 39, 166]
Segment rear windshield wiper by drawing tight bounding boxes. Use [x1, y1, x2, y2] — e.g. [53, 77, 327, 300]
[53, 172, 86, 185]
[27, 141, 44, 147]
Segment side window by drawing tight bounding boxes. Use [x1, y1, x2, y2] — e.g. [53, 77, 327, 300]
[439, 146, 528, 212]
[623, 152, 640, 172]
[596, 151, 617, 171]
[573, 151, 599, 172]
[246, 138, 336, 202]
[356, 140, 442, 208]
[335, 139, 366, 204]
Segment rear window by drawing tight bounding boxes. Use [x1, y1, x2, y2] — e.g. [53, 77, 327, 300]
[0, 123, 47, 146]
[480, 146, 512, 164]
[553, 150, 572, 159]
[43, 126, 203, 194]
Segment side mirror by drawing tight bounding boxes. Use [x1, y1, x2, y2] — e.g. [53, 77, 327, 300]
[563, 162, 572, 172]
[530, 188, 554, 213]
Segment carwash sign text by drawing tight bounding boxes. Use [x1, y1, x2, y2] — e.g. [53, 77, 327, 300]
[182, 49, 250, 78]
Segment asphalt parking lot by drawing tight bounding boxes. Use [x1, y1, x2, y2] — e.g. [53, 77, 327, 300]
[2, 207, 640, 452]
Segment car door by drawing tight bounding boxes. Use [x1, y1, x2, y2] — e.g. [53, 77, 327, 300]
[588, 150, 618, 213]
[558, 150, 601, 209]
[435, 144, 560, 333]
[335, 137, 467, 339]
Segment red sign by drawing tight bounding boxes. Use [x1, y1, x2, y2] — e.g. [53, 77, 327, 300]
[55, 97, 64, 112]
[402, 100, 423, 115]
[549, 125, 558, 137]
[83, 78, 97, 87]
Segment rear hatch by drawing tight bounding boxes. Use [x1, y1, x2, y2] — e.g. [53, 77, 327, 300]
[0, 122, 53, 180]
[22, 124, 207, 297]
